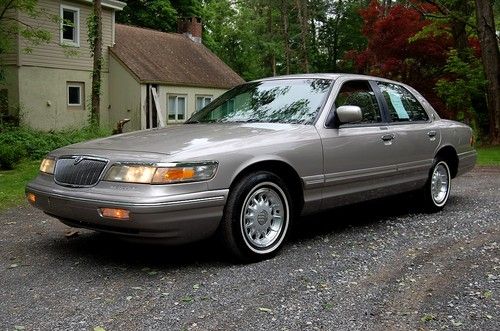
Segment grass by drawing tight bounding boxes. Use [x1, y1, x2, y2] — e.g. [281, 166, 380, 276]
[0, 160, 40, 210]
[477, 146, 500, 166]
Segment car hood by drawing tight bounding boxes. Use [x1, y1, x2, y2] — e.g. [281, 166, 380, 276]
[60, 123, 315, 159]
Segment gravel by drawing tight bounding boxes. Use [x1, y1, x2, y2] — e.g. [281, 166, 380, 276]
[1, 168, 499, 330]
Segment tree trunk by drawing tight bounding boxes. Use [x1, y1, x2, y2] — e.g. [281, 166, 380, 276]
[91, 0, 103, 126]
[281, 0, 291, 75]
[295, 0, 309, 73]
[475, 0, 500, 144]
[332, 0, 343, 71]
[450, 1, 472, 61]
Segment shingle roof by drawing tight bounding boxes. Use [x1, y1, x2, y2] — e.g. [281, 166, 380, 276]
[111, 24, 245, 89]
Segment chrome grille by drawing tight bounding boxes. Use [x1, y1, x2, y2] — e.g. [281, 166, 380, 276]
[54, 157, 107, 187]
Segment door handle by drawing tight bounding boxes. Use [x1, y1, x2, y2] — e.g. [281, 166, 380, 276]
[427, 130, 437, 137]
[381, 134, 395, 141]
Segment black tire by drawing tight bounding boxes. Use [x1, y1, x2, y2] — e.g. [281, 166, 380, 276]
[422, 158, 451, 212]
[218, 171, 293, 263]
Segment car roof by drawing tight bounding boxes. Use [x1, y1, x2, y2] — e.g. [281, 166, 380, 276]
[253, 73, 404, 86]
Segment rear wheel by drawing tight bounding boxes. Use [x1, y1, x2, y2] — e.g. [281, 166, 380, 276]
[219, 171, 292, 262]
[423, 159, 451, 212]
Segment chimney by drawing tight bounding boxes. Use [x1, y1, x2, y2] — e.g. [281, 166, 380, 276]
[177, 17, 202, 44]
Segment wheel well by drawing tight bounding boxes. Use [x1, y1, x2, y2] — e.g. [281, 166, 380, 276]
[230, 160, 304, 213]
[436, 146, 458, 178]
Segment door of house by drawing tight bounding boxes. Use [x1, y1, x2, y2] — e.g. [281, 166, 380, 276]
[145, 84, 159, 129]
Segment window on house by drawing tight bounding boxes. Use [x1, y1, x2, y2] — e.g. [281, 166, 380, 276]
[195, 95, 213, 112]
[67, 82, 84, 107]
[61, 5, 80, 46]
[168, 95, 186, 122]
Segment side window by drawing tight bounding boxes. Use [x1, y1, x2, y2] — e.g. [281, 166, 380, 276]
[335, 80, 381, 124]
[60, 5, 80, 47]
[377, 82, 429, 122]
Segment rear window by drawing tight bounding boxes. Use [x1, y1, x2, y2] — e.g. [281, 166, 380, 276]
[377, 82, 429, 122]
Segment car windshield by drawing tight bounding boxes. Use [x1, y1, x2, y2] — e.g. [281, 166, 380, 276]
[186, 78, 332, 125]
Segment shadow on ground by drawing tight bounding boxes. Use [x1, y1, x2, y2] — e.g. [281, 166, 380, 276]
[38, 191, 442, 269]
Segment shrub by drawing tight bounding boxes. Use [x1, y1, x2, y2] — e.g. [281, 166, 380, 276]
[0, 141, 26, 169]
[0, 125, 111, 170]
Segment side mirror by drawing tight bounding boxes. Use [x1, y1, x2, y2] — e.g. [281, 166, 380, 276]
[336, 105, 362, 124]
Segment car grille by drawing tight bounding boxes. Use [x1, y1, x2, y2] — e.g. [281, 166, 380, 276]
[54, 157, 108, 187]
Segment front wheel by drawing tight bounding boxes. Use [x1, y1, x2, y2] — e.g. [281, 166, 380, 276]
[423, 159, 451, 212]
[219, 171, 292, 262]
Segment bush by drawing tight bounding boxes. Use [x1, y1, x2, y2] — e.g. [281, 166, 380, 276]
[0, 125, 111, 170]
[0, 141, 26, 169]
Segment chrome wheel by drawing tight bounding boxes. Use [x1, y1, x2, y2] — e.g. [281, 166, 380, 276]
[240, 182, 289, 253]
[430, 161, 450, 206]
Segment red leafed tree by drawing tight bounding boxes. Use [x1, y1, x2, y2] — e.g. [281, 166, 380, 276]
[348, 0, 454, 116]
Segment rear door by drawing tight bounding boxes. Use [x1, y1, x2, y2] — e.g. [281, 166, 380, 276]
[375, 81, 440, 186]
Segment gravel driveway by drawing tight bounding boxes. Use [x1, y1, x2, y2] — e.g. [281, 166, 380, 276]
[1, 168, 499, 330]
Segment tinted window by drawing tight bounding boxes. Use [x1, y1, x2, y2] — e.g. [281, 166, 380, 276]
[187, 79, 332, 125]
[334, 80, 381, 124]
[377, 82, 429, 122]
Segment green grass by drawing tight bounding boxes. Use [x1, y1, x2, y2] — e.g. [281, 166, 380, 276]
[0, 160, 40, 210]
[477, 146, 500, 166]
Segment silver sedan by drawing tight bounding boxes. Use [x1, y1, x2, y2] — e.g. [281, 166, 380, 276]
[26, 74, 476, 262]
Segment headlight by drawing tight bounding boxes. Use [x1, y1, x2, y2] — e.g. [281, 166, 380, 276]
[40, 158, 56, 174]
[104, 161, 218, 184]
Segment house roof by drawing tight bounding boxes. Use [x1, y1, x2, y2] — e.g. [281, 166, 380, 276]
[110, 24, 245, 89]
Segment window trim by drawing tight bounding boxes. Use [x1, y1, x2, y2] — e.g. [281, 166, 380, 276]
[67, 83, 83, 107]
[195, 95, 213, 112]
[375, 81, 432, 125]
[325, 79, 385, 129]
[167, 94, 187, 122]
[60, 5, 80, 47]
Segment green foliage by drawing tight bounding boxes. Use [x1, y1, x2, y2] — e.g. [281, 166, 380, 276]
[0, 125, 111, 170]
[0, 0, 52, 55]
[435, 49, 487, 135]
[117, 0, 179, 32]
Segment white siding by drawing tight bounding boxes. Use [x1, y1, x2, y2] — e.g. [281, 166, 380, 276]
[18, 0, 114, 72]
[108, 55, 141, 132]
[18, 66, 109, 130]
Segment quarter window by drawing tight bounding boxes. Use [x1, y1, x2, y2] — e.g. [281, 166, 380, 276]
[61, 6, 80, 46]
[168, 95, 186, 122]
[335, 80, 382, 124]
[377, 82, 429, 122]
[67, 82, 84, 107]
[196, 96, 213, 112]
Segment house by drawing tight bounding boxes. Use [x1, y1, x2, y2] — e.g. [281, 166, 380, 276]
[109, 22, 244, 131]
[0, 0, 126, 130]
[0, 1, 244, 131]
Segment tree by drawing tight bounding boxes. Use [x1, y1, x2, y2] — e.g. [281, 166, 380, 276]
[0, 0, 52, 80]
[117, 0, 178, 32]
[89, 0, 103, 125]
[475, 0, 500, 144]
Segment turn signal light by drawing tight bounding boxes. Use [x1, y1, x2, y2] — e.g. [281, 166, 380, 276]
[100, 208, 130, 220]
[27, 193, 36, 204]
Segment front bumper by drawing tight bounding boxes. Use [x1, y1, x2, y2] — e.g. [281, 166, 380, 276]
[26, 177, 228, 244]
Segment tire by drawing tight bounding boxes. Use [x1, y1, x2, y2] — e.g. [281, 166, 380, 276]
[422, 158, 451, 212]
[219, 171, 292, 262]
